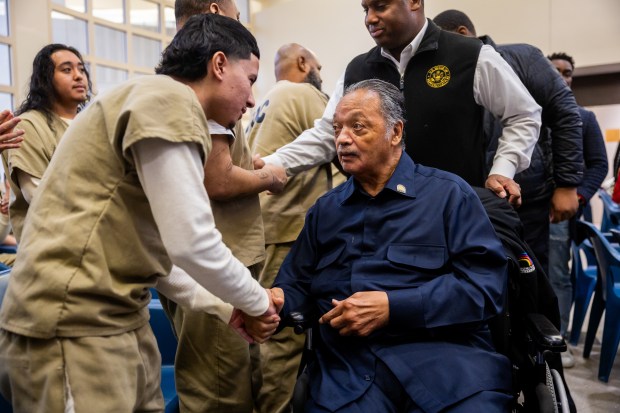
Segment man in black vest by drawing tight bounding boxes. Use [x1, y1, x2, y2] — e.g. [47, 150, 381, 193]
[257, 0, 541, 207]
[433, 9, 584, 274]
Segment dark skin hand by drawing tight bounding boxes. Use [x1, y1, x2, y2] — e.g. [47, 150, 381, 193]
[319, 291, 389, 337]
[486, 174, 522, 207]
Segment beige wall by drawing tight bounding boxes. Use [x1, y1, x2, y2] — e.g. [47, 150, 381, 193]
[11, 0, 51, 105]
[252, 0, 620, 102]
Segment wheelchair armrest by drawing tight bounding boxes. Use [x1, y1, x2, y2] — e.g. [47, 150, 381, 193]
[525, 313, 567, 353]
[288, 312, 313, 335]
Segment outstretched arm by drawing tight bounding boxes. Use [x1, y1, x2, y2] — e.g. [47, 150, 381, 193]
[476, 46, 541, 207]
[260, 75, 344, 176]
[132, 138, 270, 316]
[204, 133, 287, 200]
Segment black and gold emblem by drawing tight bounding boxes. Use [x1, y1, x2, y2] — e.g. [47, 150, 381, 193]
[425, 65, 451, 88]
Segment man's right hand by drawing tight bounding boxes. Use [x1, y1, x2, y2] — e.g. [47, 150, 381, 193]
[263, 164, 287, 194]
[230, 288, 285, 344]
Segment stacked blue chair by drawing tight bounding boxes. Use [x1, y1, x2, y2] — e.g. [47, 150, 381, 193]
[0, 270, 12, 412]
[598, 188, 620, 232]
[0, 245, 16, 254]
[148, 293, 180, 413]
[0, 269, 9, 310]
[577, 220, 620, 382]
[569, 239, 598, 346]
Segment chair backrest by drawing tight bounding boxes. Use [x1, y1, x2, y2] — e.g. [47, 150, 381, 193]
[148, 298, 177, 366]
[598, 189, 620, 232]
[577, 220, 620, 302]
[0, 270, 10, 310]
[610, 229, 620, 244]
[571, 239, 597, 279]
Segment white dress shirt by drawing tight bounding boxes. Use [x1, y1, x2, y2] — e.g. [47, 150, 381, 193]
[264, 19, 541, 180]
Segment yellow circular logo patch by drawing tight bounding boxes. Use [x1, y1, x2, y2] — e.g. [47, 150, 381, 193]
[426, 65, 451, 88]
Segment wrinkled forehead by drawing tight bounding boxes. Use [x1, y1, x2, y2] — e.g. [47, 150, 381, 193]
[335, 89, 380, 119]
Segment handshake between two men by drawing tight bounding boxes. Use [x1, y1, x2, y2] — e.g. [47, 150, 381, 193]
[229, 288, 391, 344]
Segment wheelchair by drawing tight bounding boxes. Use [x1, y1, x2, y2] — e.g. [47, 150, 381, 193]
[286, 309, 569, 413]
[283, 188, 572, 413]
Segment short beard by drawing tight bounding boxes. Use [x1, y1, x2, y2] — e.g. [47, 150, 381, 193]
[304, 69, 322, 92]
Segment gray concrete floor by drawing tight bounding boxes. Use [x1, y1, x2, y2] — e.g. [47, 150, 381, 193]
[563, 314, 620, 412]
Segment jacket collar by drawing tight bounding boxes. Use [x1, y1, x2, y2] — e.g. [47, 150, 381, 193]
[366, 19, 442, 64]
[478, 34, 497, 49]
[338, 152, 417, 205]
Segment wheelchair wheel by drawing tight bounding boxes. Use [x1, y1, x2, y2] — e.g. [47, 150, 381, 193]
[532, 361, 570, 413]
[549, 368, 570, 413]
[534, 361, 557, 413]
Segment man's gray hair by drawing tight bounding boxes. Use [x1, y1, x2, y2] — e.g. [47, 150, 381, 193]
[343, 79, 406, 134]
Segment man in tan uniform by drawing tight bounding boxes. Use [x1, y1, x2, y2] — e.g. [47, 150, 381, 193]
[159, 2, 287, 412]
[247, 43, 346, 413]
[0, 14, 280, 413]
[3, 44, 91, 241]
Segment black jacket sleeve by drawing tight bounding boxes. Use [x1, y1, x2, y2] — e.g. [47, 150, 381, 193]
[501, 44, 584, 188]
[578, 107, 608, 202]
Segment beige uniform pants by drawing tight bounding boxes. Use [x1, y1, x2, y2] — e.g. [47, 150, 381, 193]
[0, 323, 163, 413]
[160, 263, 263, 413]
[255, 243, 305, 413]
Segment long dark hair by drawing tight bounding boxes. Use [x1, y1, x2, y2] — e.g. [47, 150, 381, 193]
[16, 43, 92, 130]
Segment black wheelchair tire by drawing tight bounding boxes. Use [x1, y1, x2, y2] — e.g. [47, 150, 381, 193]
[534, 362, 558, 413]
[550, 368, 570, 413]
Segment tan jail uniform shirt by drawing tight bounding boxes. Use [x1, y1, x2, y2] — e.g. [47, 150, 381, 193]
[6, 110, 68, 241]
[0, 75, 211, 339]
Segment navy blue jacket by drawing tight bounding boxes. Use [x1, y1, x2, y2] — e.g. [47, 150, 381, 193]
[274, 153, 512, 412]
[576, 107, 608, 203]
[480, 36, 583, 203]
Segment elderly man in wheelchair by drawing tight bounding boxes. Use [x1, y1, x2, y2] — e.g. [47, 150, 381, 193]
[246, 79, 517, 412]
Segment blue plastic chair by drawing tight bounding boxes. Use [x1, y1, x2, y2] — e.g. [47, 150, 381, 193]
[598, 189, 620, 232]
[0, 245, 16, 254]
[148, 296, 179, 413]
[577, 220, 620, 382]
[0, 269, 10, 308]
[569, 239, 598, 346]
[0, 271, 12, 412]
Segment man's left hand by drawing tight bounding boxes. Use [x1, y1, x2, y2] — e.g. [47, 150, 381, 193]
[319, 291, 389, 337]
[486, 174, 522, 207]
[550, 187, 579, 223]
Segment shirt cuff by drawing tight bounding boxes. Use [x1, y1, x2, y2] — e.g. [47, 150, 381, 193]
[263, 153, 285, 169]
[387, 288, 425, 329]
[489, 157, 517, 180]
